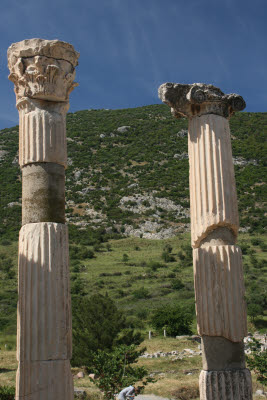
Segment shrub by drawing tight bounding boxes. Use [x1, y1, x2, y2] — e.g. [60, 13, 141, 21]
[89, 345, 153, 400]
[133, 287, 150, 299]
[72, 294, 142, 368]
[137, 309, 148, 320]
[0, 386, 16, 400]
[122, 253, 129, 263]
[147, 261, 165, 271]
[171, 279, 185, 290]
[246, 338, 267, 385]
[162, 251, 175, 262]
[151, 304, 193, 336]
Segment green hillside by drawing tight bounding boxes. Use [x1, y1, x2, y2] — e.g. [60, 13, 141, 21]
[0, 105, 266, 336]
[0, 106, 266, 241]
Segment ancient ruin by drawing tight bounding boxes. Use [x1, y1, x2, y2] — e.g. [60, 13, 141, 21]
[158, 83, 253, 399]
[8, 38, 79, 399]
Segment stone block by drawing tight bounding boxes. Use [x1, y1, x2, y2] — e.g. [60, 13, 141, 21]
[188, 114, 239, 247]
[202, 336, 245, 370]
[193, 245, 247, 342]
[199, 369, 252, 400]
[17, 223, 71, 361]
[22, 163, 65, 225]
[18, 99, 68, 168]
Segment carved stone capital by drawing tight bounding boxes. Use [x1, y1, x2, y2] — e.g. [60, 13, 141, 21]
[158, 83, 246, 119]
[8, 38, 79, 103]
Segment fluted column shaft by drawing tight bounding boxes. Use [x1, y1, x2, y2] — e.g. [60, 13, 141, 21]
[188, 115, 238, 248]
[8, 39, 79, 400]
[159, 83, 252, 400]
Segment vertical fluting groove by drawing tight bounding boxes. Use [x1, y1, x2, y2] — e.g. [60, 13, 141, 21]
[193, 245, 247, 342]
[188, 115, 239, 247]
[17, 223, 71, 361]
[42, 111, 47, 163]
[220, 246, 229, 338]
[188, 127, 196, 244]
[202, 123, 208, 215]
[18, 108, 67, 168]
[199, 369, 252, 400]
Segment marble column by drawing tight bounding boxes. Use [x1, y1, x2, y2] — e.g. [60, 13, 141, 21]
[8, 38, 79, 400]
[158, 83, 252, 400]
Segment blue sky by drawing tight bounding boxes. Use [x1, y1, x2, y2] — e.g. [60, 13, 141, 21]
[0, 0, 266, 129]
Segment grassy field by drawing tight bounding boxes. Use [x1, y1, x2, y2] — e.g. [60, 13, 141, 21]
[0, 337, 265, 399]
[0, 232, 266, 398]
[0, 232, 266, 340]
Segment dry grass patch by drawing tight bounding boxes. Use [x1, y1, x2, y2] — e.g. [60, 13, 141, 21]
[0, 351, 17, 387]
[141, 337, 199, 353]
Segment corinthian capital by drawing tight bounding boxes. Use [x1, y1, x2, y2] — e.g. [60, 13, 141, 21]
[158, 83, 246, 119]
[8, 38, 79, 103]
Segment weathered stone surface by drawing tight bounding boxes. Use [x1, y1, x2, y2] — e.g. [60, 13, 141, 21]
[199, 369, 252, 400]
[202, 336, 245, 370]
[22, 163, 65, 225]
[17, 98, 68, 167]
[200, 227, 236, 247]
[158, 82, 246, 119]
[8, 38, 78, 400]
[17, 223, 71, 361]
[8, 38, 79, 102]
[193, 245, 247, 342]
[188, 114, 239, 247]
[16, 360, 73, 399]
[159, 82, 251, 398]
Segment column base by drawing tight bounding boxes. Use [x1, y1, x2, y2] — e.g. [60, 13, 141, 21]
[199, 369, 252, 400]
[16, 360, 73, 400]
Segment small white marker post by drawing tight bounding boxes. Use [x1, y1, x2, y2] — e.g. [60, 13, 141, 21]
[149, 331, 152, 340]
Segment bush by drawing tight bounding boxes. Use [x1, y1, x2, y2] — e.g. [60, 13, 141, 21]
[0, 386, 16, 400]
[246, 338, 267, 385]
[72, 294, 142, 368]
[147, 261, 165, 271]
[89, 345, 153, 400]
[122, 253, 129, 263]
[133, 287, 150, 299]
[161, 251, 175, 263]
[72, 294, 125, 367]
[171, 279, 185, 290]
[151, 304, 193, 336]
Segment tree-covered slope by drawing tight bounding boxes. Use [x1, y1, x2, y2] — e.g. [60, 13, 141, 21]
[0, 105, 266, 241]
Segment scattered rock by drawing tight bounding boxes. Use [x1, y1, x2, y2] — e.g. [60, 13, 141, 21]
[77, 371, 84, 378]
[74, 387, 86, 398]
[174, 152, 188, 160]
[140, 347, 201, 359]
[177, 129, 188, 138]
[0, 150, 8, 161]
[74, 170, 82, 180]
[12, 152, 19, 165]
[255, 389, 266, 397]
[7, 202, 21, 207]
[120, 194, 189, 217]
[189, 335, 201, 343]
[232, 156, 258, 166]
[117, 126, 131, 133]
